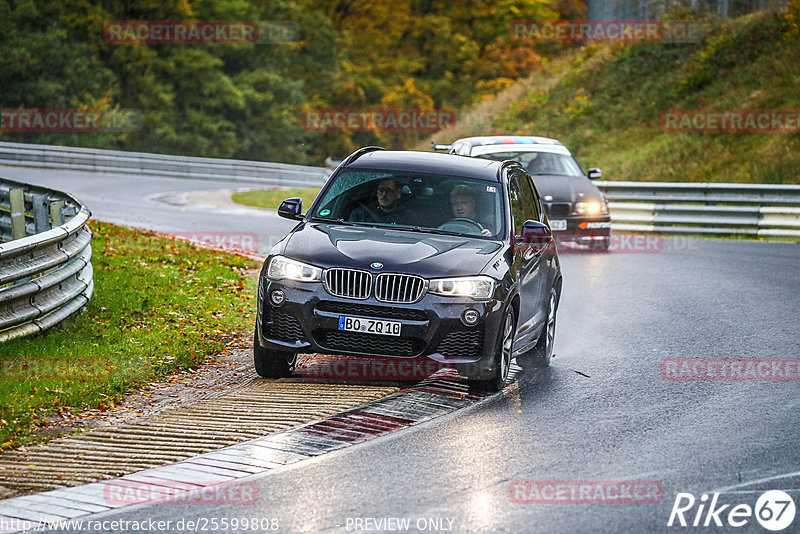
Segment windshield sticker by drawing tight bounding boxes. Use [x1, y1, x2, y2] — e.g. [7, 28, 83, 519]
[319, 209, 331, 216]
[486, 186, 497, 193]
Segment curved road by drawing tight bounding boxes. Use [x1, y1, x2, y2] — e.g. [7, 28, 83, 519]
[5, 166, 800, 533]
[0, 166, 298, 255]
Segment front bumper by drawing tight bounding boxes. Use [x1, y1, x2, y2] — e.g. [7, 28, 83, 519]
[256, 277, 506, 378]
[550, 214, 612, 244]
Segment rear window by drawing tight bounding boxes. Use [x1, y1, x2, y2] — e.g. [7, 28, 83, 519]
[476, 151, 583, 176]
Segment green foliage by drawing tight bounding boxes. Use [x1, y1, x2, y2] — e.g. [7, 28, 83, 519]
[0, 0, 557, 164]
[231, 187, 321, 210]
[491, 9, 800, 184]
[680, 13, 787, 93]
[787, 0, 800, 37]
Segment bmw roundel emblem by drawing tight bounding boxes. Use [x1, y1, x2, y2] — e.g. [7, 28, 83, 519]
[370, 262, 383, 269]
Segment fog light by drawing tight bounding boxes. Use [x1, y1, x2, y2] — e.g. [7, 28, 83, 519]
[270, 289, 286, 306]
[461, 309, 480, 326]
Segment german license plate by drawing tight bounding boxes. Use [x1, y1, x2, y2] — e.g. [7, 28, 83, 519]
[338, 315, 401, 336]
[550, 219, 567, 231]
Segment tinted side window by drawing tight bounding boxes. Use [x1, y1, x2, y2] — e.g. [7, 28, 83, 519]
[508, 174, 525, 236]
[517, 172, 542, 222]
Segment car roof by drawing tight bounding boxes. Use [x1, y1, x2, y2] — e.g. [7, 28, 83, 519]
[345, 150, 507, 181]
[455, 135, 565, 147]
[470, 144, 572, 157]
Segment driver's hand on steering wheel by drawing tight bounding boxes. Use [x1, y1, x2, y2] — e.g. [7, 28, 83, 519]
[480, 228, 491, 236]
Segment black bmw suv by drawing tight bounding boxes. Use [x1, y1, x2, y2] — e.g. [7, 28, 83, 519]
[255, 148, 562, 390]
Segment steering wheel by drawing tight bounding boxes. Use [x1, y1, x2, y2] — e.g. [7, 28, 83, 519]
[437, 217, 485, 234]
[361, 204, 379, 220]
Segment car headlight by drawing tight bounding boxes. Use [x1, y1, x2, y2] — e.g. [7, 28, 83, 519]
[428, 276, 495, 300]
[575, 201, 606, 215]
[267, 256, 322, 282]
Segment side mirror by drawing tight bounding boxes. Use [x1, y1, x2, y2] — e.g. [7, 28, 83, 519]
[587, 168, 602, 180]
[515, 220, 553, 256]
[278, 197, 303, 220]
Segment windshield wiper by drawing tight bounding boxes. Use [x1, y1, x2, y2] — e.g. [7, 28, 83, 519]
[309, 216, 357, 226]
[391, 225, 473, 238]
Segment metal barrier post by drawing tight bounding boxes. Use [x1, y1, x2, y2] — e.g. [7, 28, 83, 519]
[33, 193, 50, 233]
[50, 199, 65, 227]
[9, 188, 26, 240]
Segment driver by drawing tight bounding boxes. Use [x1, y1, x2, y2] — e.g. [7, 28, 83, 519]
[529, 153, 557, 174]
[349, 178, 417, 224]
[449, 185, 492, 236]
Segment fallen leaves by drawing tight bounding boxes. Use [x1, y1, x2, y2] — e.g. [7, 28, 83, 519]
[1, 220, 259, 451]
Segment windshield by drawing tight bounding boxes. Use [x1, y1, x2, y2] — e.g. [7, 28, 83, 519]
[311, 169, 505, 239]
[475, 151, 584, 176]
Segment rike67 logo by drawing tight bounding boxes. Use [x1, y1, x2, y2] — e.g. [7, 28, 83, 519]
[668, 490, 796, 531]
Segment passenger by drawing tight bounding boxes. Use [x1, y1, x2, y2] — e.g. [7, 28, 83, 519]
[349, 178, 417, 224]
[449, 184, 492, 236]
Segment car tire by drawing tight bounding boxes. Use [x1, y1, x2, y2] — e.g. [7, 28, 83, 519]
[253, 326, 296, 378]
[468, 306, 515, 392]
[520, 288, 557, 369]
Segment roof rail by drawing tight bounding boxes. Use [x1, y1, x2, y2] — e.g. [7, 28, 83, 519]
[501, 159, 527, 178]
[341, 146, 385, 166]
[500, 159, 525, 172]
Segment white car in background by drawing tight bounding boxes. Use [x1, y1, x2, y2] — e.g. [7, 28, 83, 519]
[433, 135, 611, 249]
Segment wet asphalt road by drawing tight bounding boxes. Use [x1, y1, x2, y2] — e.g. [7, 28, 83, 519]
[5, 166, 800, 533]
[1, 166, 297, 255]
[63, 240, 798, 534]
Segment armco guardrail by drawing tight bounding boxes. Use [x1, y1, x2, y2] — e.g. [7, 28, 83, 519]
[2, 142, 798, 239]
[596, 181, 800, 239]
[0, 141, 329, 187]
[0, 177, 93, 342]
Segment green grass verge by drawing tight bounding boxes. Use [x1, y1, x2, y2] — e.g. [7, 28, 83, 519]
[231, 188, 322, 211]
[0, 221, 259, 450]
